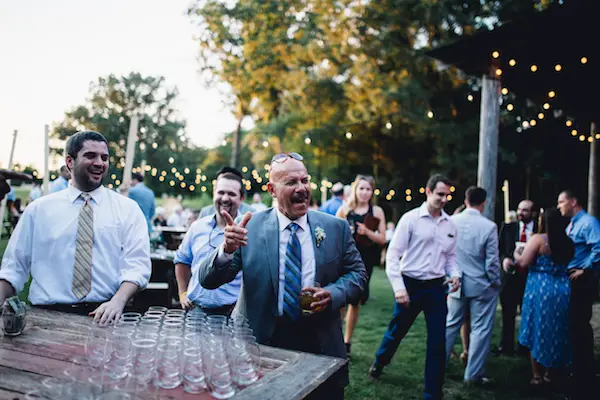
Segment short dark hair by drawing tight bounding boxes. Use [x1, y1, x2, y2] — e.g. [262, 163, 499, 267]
[426, 174, 452, 192]
[60, 166, 69, 173]
[216, 171, 244, 197]
[561, 189, 581, 206]
[132, 172, 144, 183]
[66, 131, 108, 159]
[465, 186, 487, 206]
[216, 166, 243, 180]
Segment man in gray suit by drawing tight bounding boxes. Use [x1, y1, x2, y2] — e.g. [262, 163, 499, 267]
[445, 186, 500, 384]
[199, 152, 367, 399]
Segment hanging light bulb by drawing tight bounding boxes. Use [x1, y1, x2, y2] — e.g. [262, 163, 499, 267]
[581, 56, 588, 64]
[530, 119, 537, 127]
[467, 94, 473, 102]
[386, 121, 393, 129]
[554, 64, 562, 72]
[509, 59, 517, 67]
[543, 103, 550, 110]
[538, 113, 544, 119]
[506, 104, 514, 111]
[262, 140, 269, 148]
[427, 110, 434, 118]
[566, 120, 573, 127]
[495, 68, 503, 76]
[530, 65, 538, 72]
[501, 88, 508, 95]
[492, 51, 500, 58]
[304, 137, 312, 145]
[548, 91, 556, 98]
[571, 129, 578, 136]
[345, 131, 352, 139]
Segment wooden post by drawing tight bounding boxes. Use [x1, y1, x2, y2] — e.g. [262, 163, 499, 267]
[43, 125, 50, 195]
[503, 179, 510, 223]
[120, 115, 139, 195]
[0, 130, 18, 239]
[477, 75, 501, 221]
[588, 122, 599, 217]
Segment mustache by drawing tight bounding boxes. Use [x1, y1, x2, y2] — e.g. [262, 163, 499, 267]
[291, 192, 308, 203]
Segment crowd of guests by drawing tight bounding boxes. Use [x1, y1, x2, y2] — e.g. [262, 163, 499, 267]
[0, 129, 598, 400]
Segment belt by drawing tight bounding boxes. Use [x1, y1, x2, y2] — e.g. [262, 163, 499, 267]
[34, 302, 105, 315]
[402, 274, 445, 288]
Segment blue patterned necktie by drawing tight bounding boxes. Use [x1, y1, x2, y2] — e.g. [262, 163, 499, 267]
[283, 222, 302, 321]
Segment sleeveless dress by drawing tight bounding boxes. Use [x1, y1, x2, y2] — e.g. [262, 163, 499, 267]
[518, 237, 571, 368]
[347, 205, 380, 305]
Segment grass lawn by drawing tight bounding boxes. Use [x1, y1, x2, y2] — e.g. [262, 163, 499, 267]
[345, 269, 572, 400]
[0, 233, 595, 399]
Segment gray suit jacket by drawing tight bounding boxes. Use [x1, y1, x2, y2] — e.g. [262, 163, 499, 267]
[450, 208, 500, 299]
[199, 209, 366, 381]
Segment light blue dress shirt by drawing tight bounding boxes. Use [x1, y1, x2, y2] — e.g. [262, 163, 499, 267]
[6, 187, 15, 201]
[174, 214, 242, 308]
[50, 176, 69, 193]
[0, 185, 151, 304]
[128, 183, 156, 232]
[567, 210, 600, 270]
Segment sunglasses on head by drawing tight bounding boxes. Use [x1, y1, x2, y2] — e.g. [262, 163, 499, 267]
[271, 152, 304, 164]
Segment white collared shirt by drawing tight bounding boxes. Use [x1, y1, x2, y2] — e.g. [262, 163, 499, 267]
[0, 185, 151, 305]
[275, 210, 316, 315]
[519, 220, 534, 242]
[386, 202, 459, 292]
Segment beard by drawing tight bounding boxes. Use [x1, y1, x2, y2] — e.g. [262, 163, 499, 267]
[73, 165, 105, 192]
[216, 200, 238, 218]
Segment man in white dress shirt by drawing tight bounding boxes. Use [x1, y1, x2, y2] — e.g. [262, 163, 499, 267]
[445, 186, 500, 384]
[0, 131, 151, 325]
[369, 174, 461, 400]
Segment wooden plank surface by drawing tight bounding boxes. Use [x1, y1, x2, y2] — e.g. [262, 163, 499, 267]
[0, 307, 345, 399]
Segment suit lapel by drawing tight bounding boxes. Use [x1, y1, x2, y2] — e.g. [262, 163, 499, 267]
[307, 211, 326, 285]
[263, 209, 280, 298]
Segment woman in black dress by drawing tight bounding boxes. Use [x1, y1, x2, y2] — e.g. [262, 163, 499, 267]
[336, 175, 387, 356]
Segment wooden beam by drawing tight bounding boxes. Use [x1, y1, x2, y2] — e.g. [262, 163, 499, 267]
[477, 75, 500, 220]
[120, 114, 139, 196]
[588, 122, 599, 217]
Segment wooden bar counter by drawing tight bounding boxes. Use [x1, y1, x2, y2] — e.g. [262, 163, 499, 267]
[0, 307, 346, 399]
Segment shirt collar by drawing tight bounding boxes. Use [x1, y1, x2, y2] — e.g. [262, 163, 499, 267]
[520, 220, 534, 230]
[571, 209, 586, 223]
[418, 202, 449, 220]
[66, 185, 105, 205]
[464, 208, 481, 216]
[277, 209, 309, 232]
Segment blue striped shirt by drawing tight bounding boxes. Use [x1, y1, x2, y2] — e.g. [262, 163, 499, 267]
[567, 210, 600, 271]
[174, 214, 242, 308]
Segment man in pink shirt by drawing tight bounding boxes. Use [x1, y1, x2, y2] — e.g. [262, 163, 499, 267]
[368, 174, 461, 400]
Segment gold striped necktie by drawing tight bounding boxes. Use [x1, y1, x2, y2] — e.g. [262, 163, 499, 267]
[72, 192, 93, 299]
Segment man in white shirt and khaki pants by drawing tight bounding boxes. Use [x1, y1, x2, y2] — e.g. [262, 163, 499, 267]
[369, 174, 461, 400]
[0, 131, 151, 325]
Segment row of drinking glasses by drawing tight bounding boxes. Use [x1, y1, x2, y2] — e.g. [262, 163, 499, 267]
[80, 307, 261, 399]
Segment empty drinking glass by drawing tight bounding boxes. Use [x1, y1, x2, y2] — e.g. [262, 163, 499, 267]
[104, 326, 134, 380]
[183, 345, 207, 394]
[85, 322, 111, 368]
[131, 331, 158, 384]
[155, 336, 183, 389]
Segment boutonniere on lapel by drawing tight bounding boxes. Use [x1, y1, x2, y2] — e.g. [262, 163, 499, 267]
[314, 227, 326, 247]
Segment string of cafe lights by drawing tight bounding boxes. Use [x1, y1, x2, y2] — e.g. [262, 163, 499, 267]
[465, 51, 597, 143]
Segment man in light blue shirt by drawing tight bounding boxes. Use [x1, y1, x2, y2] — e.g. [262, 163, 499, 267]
[174, 168, 246, 315]
[50, 166, 71, 193]
[199, 166, 253, 218]
[557, 189, 600, 400]
[128, 172, 156, 232]
[445, 186, 500, 384]
[319, 182, 344, 216]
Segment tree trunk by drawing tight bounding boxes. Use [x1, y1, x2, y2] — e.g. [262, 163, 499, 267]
[231, 113, 243, 169]
[477, 75, 500, 221]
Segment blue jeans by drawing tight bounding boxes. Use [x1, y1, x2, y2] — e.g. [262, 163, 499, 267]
[375, 276, 448, 400]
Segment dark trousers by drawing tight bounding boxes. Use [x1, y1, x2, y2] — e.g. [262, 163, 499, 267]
[199, 303, 236, 317]
[569, 271, 598, 400]
[374, 276, 447, 400]
[272, 316, 345, 400]
[499, 270, 527, 352]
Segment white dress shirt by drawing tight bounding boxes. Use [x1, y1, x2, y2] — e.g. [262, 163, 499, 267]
[0, 185, 151, 305]
[386, 202, 459, 292]
[275, 210, 316, 315]
[519, 221, 534, 242]
[218, 209, 316, 315]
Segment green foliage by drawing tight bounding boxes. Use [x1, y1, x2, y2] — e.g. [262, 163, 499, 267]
[51, 72, 207, 196]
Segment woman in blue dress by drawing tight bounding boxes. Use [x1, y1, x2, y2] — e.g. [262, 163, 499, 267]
[514, 207, 574, 385]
